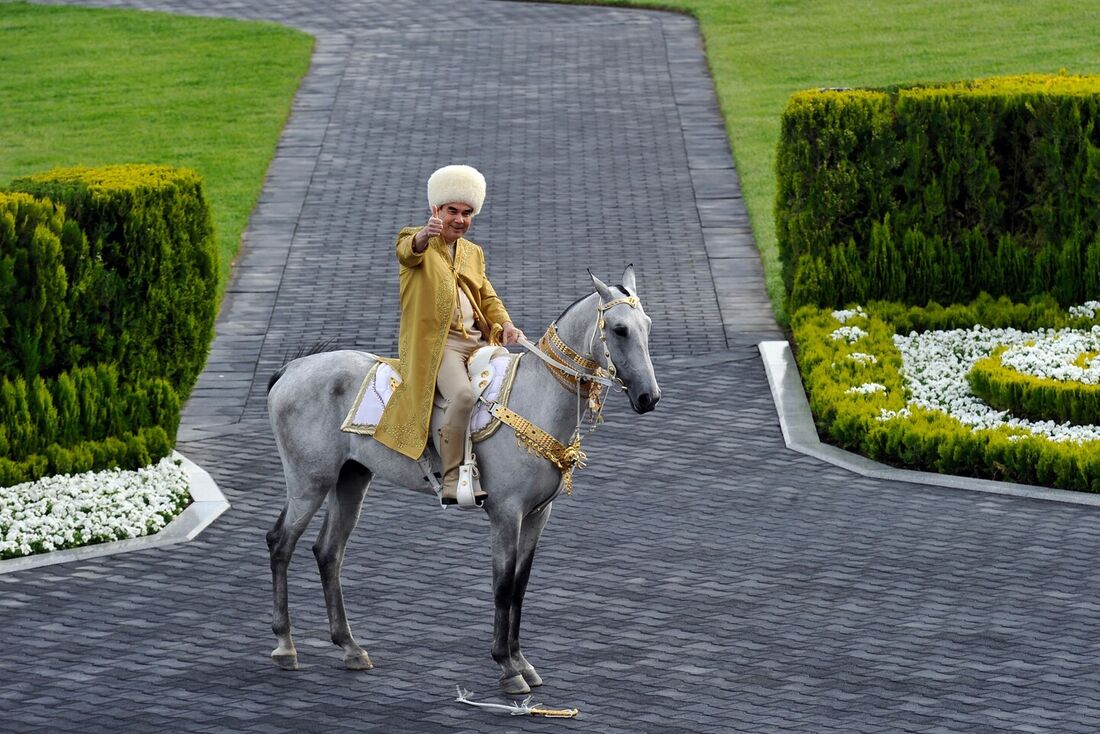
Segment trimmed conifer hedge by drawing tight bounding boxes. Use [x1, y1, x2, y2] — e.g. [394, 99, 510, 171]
[777, 74, 1100, 310]
[968, 347, 1100, 426]
[0, 166, 217, 487]
[9, 165, 217, 396]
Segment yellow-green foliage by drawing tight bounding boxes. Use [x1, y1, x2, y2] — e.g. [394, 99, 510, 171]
[911, 73, 1100, 97]
[791, 296, 1100, 492]
[968, 347, 1100, 426]
[791, 306, 905, 444]
[777, 74, 1100, 310]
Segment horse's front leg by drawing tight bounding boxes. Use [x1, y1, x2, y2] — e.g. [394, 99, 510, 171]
[489, 512, 529, 694]
[509, 504, 552, 688]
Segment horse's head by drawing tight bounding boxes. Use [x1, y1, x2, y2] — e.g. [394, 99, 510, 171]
[589, 266, 661, 414]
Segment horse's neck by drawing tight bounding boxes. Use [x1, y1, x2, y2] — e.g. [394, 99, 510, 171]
[507, 293, 601, 443]
[554, 292, 602, 369]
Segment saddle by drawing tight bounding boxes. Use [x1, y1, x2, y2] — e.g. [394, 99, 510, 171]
[340, 346, 520, 506]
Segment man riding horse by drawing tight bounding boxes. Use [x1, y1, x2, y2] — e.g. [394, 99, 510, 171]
[373, 165, 525, 505]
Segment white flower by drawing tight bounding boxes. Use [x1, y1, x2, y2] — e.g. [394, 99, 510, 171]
[1068, 300, 1100, 319]
[877, 407, 911, 422]
[846, 382, 887, 395]
[832, 306, 868, 324]
[893, 326, 1100, 443]
[847, 352, 878, 365]
[831, 326, 868, 344]
[0, 457, 191, 560]
[999, 330, 1100, 384]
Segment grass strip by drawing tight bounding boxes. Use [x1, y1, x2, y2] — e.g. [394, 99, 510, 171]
[0, 1, 313, 296]
[535, 0, 1100, 323]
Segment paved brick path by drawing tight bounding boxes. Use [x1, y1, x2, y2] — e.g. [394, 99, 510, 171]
[5, 1, 1100, 732]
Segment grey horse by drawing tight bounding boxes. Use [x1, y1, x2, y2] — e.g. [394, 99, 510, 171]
[265, 266, 661, 694]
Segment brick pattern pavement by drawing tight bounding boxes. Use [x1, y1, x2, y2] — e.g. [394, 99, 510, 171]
[5, 1, 1100, 732]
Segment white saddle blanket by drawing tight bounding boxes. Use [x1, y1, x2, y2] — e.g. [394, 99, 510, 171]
[340, 352, 519, 442]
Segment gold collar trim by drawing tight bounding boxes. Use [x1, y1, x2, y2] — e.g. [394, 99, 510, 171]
[537, 326, 605, 400]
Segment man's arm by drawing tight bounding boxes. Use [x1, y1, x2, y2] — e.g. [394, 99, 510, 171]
[397, 208, 444, 267]
[396, 227, 427, 267]
[478, 251, 524, 345]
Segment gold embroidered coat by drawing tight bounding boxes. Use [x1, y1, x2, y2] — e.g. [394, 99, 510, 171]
[373, 226, 511, 459]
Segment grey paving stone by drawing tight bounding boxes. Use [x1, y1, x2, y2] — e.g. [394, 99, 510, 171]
[8, 0, 1100, 732]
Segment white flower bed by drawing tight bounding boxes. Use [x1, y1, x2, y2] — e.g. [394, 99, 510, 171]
[0, 457, 191, 560]
[1000, 326, 1100, 384]
[1068, 301, 1100, 319]
[846, 382, 887, 395]
[893, 325, 1100, 443]
[831, 325, 868, 343]
[847, 352, 878, 365]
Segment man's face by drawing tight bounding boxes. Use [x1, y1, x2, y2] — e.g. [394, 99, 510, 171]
[438, 202, 475, 242]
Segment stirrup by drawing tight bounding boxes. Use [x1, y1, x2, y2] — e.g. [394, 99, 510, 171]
[442, 430, 486, 510]
[454, 462, 485, 508]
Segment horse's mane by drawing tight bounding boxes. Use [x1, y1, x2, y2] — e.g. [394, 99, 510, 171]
[267, 338, 341, 393]
[553, 284, 628, 324]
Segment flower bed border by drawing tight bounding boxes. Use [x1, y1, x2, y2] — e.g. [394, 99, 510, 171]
[788, 297, 1100, 493]
[0, 451, 229, 574]
[759, 341, 1100, 508]
[969, 347, 1100, 426]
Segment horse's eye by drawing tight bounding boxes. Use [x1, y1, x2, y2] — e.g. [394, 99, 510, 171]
[613, 325, 629, 337]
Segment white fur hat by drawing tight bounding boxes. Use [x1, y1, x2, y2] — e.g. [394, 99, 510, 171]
[427, 165, 486, 215]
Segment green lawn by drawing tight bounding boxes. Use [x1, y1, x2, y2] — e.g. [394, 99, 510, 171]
[0, 1, 313, 295]
[545, 0, 1100, 323]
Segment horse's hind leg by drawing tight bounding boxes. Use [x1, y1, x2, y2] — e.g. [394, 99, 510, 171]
[313, 460, 373, 670]
[509, 505, 552, 688]
[267, 481, 328, 670]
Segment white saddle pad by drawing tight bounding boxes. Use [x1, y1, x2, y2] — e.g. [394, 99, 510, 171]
[340, 353, 519, 442]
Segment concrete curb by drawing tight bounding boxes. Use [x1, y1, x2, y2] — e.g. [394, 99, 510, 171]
[758, 340, 1100, 508]
[0, 451, 231, 575]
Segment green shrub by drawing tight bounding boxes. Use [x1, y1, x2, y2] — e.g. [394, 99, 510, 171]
[968, 347, 1100, 426]
[0, 426, 171, 488]
[0, 363, 179, 484]
[0, 192, 83, 380]
[778, 74, 1100, 310]
[0, 165, 215, 486]
[9, 164, 218, 397]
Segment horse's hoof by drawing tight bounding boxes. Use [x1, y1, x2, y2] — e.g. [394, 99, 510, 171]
[271, 649, 299, 671]
[344, 651, 373, 670]
[500, 674, 531, 695]
[521, 666, 543, 688]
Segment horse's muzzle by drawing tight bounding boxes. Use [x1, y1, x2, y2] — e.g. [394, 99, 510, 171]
[632, 390, 660, 414]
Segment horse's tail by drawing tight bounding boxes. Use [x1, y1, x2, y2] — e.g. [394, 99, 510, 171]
[267, 366, 288, 394]
[266, 338, 341, 394]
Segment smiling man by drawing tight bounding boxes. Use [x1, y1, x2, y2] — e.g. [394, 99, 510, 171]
[373, 165, 524, 505]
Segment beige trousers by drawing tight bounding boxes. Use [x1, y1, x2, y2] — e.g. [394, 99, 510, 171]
[434, 332, 484, 458]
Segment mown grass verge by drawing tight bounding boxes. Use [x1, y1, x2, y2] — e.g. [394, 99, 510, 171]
[530, 0, 1100, 324]
[0, 1, 313, 295]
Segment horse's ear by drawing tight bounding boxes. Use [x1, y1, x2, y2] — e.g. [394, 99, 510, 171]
[588, 269, 614, 302]
[622, 264, 637, 296]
